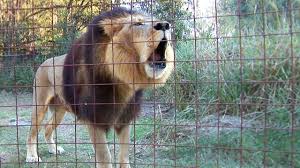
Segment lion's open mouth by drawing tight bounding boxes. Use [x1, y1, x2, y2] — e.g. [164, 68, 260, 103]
[147, 38, 167, 70]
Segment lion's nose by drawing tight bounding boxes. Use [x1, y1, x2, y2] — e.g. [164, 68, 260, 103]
[154, 22, 170, 31]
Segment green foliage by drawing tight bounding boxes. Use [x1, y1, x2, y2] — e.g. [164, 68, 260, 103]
[140, 0, 192, 39]
[0, 0, 192, 90]
[0, 65, 35, 91]
[219, 0, 300, 34]
[153, 1, 192, 39]
[151, 38, 300, 117]
[147, 0, 300, 118]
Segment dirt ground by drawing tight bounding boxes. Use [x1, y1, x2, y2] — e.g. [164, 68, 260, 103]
[0, 90, 170, 125]
[0, 90, 252, 130]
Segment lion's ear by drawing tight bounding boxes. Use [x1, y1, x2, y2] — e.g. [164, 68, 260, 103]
[100, 19, 124, 37]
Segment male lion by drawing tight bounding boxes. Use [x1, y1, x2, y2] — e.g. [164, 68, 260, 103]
[26, 7, 174, 168]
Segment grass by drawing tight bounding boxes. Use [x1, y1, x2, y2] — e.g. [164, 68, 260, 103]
[1, 40, 300, 168]
[130, 109, 300, 167]
[140, 8, 300, 167]
[0, 91, 299, 167]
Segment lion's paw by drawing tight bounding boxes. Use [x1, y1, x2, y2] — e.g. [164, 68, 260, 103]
[119, 163, 131, 168]
[26, 156, 42, 163]
[49, 146, 65, 154]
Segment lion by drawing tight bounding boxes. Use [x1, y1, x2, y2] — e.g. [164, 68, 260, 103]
[26, 7, 174, 168]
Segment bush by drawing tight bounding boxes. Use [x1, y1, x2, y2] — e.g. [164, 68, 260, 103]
[148, 0, 300, 116]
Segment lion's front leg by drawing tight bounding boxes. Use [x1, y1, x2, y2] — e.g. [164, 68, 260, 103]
[116, 124, 131, 168]
[88, 124, 112, 168]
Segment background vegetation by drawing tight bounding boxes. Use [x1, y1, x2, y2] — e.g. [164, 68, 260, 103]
[0, 0, 300, 167]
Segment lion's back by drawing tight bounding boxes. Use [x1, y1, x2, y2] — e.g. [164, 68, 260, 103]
[34, 54, 67, 97]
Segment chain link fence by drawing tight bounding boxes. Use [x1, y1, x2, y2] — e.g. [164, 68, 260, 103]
[0, 0, 299, 167]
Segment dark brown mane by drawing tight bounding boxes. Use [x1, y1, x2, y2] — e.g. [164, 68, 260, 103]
[63, 7, 142, 129]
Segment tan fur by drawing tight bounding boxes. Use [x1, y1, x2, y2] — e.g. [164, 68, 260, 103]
[26, 10, 174, 168]
[26, 55, 66, 162]
[101, 14, 174, 88]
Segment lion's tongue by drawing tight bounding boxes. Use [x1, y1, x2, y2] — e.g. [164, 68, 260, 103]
[148, 52, 161, 62]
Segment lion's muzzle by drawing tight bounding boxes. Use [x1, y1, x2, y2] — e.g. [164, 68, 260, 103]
[148, 37, 168, 70]
[154, 22, 170, 31]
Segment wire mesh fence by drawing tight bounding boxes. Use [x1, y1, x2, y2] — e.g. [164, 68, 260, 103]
[0, 0, 299, 167]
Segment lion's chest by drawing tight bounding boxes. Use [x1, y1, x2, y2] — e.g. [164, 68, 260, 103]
[75, 81, 140, 127]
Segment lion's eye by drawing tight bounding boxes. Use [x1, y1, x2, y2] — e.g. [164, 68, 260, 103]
[133, 22, 144, 26]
